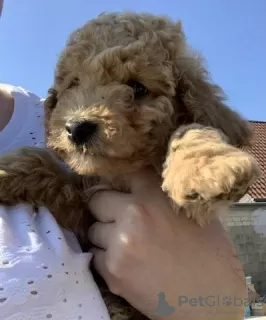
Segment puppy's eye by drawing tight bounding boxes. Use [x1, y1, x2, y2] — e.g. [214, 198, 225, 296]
[68, 77, 80, 89]
[127, 80, 148, 98]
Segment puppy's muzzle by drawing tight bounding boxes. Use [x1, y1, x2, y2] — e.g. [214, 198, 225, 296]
[65, 120, 98, 146]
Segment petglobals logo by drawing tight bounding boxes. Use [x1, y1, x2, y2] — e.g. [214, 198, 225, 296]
[153, 292, 176, 317]
[178, 295, 250, 307]
[152, 292, 250, 317]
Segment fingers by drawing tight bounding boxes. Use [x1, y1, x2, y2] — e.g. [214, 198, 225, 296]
[89, 190, 133, 222]
[90, 247, 122, 295]
[90, 248, 109, 281]
[89, 168, 163, 214]
[88, 221, 115, 250]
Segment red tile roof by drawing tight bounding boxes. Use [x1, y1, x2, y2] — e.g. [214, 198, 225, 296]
[246, 121, 266, 199]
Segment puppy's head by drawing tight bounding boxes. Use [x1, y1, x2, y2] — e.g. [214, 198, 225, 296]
[45, 12, 252, 176]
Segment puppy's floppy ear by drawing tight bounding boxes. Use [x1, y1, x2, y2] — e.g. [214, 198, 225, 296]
[44, 87, 58, 111]
[174, 53, 252, 148]
[43, 87, 58, 144]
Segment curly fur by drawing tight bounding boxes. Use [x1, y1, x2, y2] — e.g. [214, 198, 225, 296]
[0, 11, 261, 320]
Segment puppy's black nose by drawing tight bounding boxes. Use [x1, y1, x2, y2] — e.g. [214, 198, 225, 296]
[65, 120, 97, 145]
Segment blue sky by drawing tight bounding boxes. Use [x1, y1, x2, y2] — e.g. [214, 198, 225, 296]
[0, 0, 265, 121]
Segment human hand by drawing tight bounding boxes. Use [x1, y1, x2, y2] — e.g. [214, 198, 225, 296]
[88, 169, 247, 320]
[0, 204, 110, 320]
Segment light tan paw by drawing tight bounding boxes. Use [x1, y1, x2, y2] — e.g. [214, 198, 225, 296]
[162, 139, 261, 226]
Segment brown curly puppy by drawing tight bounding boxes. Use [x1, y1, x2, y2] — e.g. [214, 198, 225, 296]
[0, 11, 261, 320]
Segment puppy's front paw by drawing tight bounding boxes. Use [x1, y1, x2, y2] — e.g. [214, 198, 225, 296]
[0, 146, 64, 202]
[0, 147, 87, 231]
[162, 133, 261, 226]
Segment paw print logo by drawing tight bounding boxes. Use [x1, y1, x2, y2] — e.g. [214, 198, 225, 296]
[222, 296, 232, 306]
[153, 292, 175, 317]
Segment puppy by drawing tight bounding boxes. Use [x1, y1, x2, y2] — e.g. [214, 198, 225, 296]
[0, 11, 260, 320]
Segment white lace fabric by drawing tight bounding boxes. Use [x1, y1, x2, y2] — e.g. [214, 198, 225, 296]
[0, 204, 110, 320]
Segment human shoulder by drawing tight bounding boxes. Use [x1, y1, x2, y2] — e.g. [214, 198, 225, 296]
[0, 84, 14, 105]
[0, 83, 46, 153]
[0, 85, 15, 131]
[0, 83, 43, 102]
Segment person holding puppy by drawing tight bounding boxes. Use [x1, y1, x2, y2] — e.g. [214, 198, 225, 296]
[0, 1, 247, 320]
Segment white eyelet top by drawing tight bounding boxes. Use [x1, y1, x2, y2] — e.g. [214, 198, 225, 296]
[0, 84, 110, 320]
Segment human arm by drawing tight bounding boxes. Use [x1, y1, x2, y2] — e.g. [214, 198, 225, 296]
[0, 86, 14, 131]
[88, 169, 247, 320]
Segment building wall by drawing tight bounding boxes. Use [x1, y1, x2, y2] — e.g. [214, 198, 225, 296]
[225, 204, 266, 295]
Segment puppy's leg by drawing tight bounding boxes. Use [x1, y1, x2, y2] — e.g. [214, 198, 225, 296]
[0, 146, 92, 240]
[161, 124, 261, 226]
